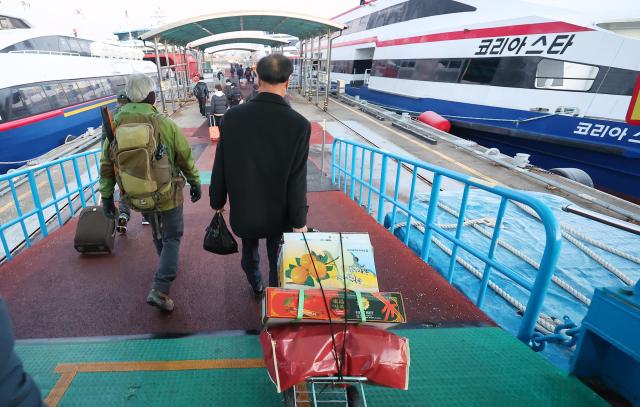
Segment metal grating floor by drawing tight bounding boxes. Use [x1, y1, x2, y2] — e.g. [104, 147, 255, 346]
[15, 327, 606, 406]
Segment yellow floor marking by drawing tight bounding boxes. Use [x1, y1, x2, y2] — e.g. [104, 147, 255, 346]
[44, 371, 76, 407]
[335, 102, 501, 185]
[45, 358, 265, 407]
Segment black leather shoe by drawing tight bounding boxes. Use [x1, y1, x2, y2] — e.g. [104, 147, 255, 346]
[253, 285, 265, 300]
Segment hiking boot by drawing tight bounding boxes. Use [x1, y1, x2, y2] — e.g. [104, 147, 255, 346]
[116, 214, 129, 234]
[146, 289, 175, 312]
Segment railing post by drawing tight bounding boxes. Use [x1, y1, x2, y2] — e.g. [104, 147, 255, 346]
[376, 155, 388, 225]
[477, 198, 509, 308]
[331, 139, 337, 184]
[419, 174, 442, 261]
[349, 145, 357, 200]
[517, 205, 562, 343]
[447, 184, 471, 282]
[72, 157, 87, 208]
[28, 171, 48, 238]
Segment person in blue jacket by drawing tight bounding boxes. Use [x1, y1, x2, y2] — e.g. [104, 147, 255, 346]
[0, 298, 43, 406]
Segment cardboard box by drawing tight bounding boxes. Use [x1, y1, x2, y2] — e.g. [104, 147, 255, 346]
[262, 287, 406, 329]
[278, 232, 379, 292]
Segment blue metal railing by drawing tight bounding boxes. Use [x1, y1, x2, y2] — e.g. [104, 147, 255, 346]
[0, 149, 101, 261]
[331, 138, 562, 345]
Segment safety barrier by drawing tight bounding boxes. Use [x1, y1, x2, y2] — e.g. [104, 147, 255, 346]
[331, 138, 562, 345]
[0, 149, 101, 261]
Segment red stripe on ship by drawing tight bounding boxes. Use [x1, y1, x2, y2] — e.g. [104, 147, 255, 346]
[332, 21, 593, 49]
[0, 110, 64, 132]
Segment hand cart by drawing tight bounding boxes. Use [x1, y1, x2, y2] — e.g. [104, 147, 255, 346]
[283, 376, 367, 407]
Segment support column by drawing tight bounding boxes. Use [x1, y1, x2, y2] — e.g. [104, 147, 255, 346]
[184, 47, 191, 99]
[153, 36, 166, 113]
[301, 40, 306, 97]
[173, 45, 183, 106]
[308, 37, 314, 102]
[324, 32, 333, 112]
[315, 35, 322, 106]
[298, 40, 303, 93]
[163, 41, 174, 112]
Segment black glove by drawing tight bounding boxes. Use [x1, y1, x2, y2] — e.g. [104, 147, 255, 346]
[102, 197, 116, 219]
[190, 184, 202, 203]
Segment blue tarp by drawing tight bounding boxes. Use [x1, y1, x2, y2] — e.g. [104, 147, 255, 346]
[384, 189, 640, 370]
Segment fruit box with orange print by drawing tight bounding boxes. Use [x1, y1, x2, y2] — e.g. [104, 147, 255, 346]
[277, 233, 379, 292]
[262, 287, 406, 329]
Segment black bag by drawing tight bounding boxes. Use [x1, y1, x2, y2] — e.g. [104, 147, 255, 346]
[203, 212, 238, 255]
[74, 206, 116, 254]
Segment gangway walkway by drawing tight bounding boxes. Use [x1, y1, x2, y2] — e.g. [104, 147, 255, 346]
[0, 100, 607, 405]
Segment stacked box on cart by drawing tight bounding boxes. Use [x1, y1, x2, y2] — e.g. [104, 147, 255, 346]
[278, 232, 379, 292]
[262, 287, 406, 329]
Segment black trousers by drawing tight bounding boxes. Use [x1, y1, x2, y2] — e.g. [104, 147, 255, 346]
[240, 235, 282, 291]
[197, 97, 206, 116]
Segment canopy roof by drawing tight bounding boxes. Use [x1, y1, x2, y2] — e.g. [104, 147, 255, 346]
[188, 32, 289, 50]
[140, 10, 346, 45]
[204, 44, 262, 54]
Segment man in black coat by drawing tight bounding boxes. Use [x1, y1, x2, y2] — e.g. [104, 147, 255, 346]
[0, 298, 44, 406]
[210, 54, 310, 297]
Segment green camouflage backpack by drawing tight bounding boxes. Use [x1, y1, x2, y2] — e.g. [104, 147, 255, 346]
[112, 114, 179, 211]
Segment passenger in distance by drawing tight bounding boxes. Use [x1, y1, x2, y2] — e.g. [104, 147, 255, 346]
[99, 73, 202, 312]
[193, 75, 209, 118]
[209, 84, 229, 127]
[210, 54, 310, 298]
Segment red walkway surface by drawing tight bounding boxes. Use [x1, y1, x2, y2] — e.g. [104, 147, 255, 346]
[0, 123, 492, 340]
[0, 188, 492, 339]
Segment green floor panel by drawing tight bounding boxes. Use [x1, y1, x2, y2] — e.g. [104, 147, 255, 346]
[15, 327, 607, 406]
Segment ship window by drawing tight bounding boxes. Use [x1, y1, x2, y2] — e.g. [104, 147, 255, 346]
[42, 83, 69, 109]
[461, 58, 501, 84]
[372, 60, 398, 78]
[433, 59, 465, 82]
[76, 80, 96, 101]
[33, 36, 60, 53]
[331, 60, 355, 74]
[108, 76, 126, 92]
[79, 40, 92, 56]
[2, 39, 36, 52]
[596, 68, 637, 96]
[535, 59, 598, 91]
[0, 88, 9, 122]
[404, 0, 476, 21]
[58, 37, 71, 54]
[0, 16, 29, 30]
[90, 79, 106, 97]
[100, 79, 113, 95]
[10, 86, 52, 119]
[67, 38, 82, 55]
[61, 82, 82, 105]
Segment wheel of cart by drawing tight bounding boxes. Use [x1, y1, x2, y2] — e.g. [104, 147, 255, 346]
[283, 376, 366, 407]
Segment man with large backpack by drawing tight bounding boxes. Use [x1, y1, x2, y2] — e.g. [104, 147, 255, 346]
[193, 75, 209, 117]
[99, 73, 201, 312]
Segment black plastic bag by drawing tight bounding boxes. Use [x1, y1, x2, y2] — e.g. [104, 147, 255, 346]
[203, 212, 238, 255]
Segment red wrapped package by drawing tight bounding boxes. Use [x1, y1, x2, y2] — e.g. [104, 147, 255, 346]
[259, 323, 409, 392]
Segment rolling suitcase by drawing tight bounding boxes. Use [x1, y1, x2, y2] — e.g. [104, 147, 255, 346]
[208, 115, 220, 142]
[74, 206, 116, 254]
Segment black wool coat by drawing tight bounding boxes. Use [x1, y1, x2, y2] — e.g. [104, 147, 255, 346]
[210, 92, 311, 239]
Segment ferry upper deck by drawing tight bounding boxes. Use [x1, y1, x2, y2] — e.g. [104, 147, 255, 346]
[0, 6, 639, 407]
